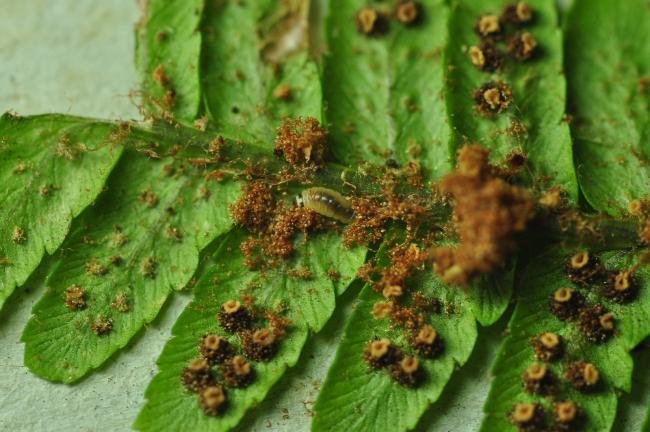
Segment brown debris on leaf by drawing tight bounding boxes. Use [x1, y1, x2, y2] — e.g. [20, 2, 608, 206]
[343, 186, 429, 248]
[274, 117, 327, 166]
[429, 145, 535, 285]
[262, 206, 330, 259]
[230, 181, 276, 233]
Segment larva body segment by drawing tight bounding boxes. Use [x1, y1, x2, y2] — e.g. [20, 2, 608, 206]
[296, 187, 354, 223]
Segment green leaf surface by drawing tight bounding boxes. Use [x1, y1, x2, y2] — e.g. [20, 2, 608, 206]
[480, 247, 650, 432]
[565, 0, 650, 215]
[612, 344, 650, 432]
[444, 0, 578, 199]
[22, 132, 240, 383]
[136, 0, 204, 122]
[0, 114, 123, 310]
[201, 0, 321, 145]
[323, 0, 453, 179]
[312, 255, 513, 431]
[134, 229, 365, 432]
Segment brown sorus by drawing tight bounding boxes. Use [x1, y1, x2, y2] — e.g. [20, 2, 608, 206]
[85, 258, 108, 276]
[229, 181, 275, 233]
[577, 305, 614, 343]
[509, 403, 545, 432]
[198, 385, 228, 416]
[603, 270, 637, 303]
[474, 14, 502, 39]
[141, 256, 157, 279]
[552, 401, 582, 432]
[217, 300, 254, 333]
[412, 324, 443, 358]
[242, 328, 278, 362]
[221, 355, 255, 388]
[199, 334, 233, 365]
[371, 301, 394, 319]
[272, 84, 293, 101]
[274, 117, 327, 166]
[64, 285, 86, 310]
[394, 1, 421, 26]
[538, 186, 566, 211]
[138, 187, 158, 208]
[628, 199, 648, 217]
[111, 293, 130, 313]
[565, 251, 604, 286]
[389, 356, 424, 387]
[501, 2, 533, 25]
[506, 150, 527, 174]
[508, 32, 537, 61]
[549, 287, 584, 321]
[474, 81, 512, 117]
[110, 255, 123, 266]
[363, 338, 401, 369]
[88, 314, 113, 336]
[181, 358, 215, 393]
[531, 332, 562, 362]
[640, 220, 650, 245]
[565, 361, 600, 392]
[11, 226, 26, 244]
[468, 41, 503, 72]
[151, 64, 169, 87]
[522, 362, 555, 395]
[382, 284, 403, 299]
[356, 7, 389, 36]
[162, 89, 176, 109]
